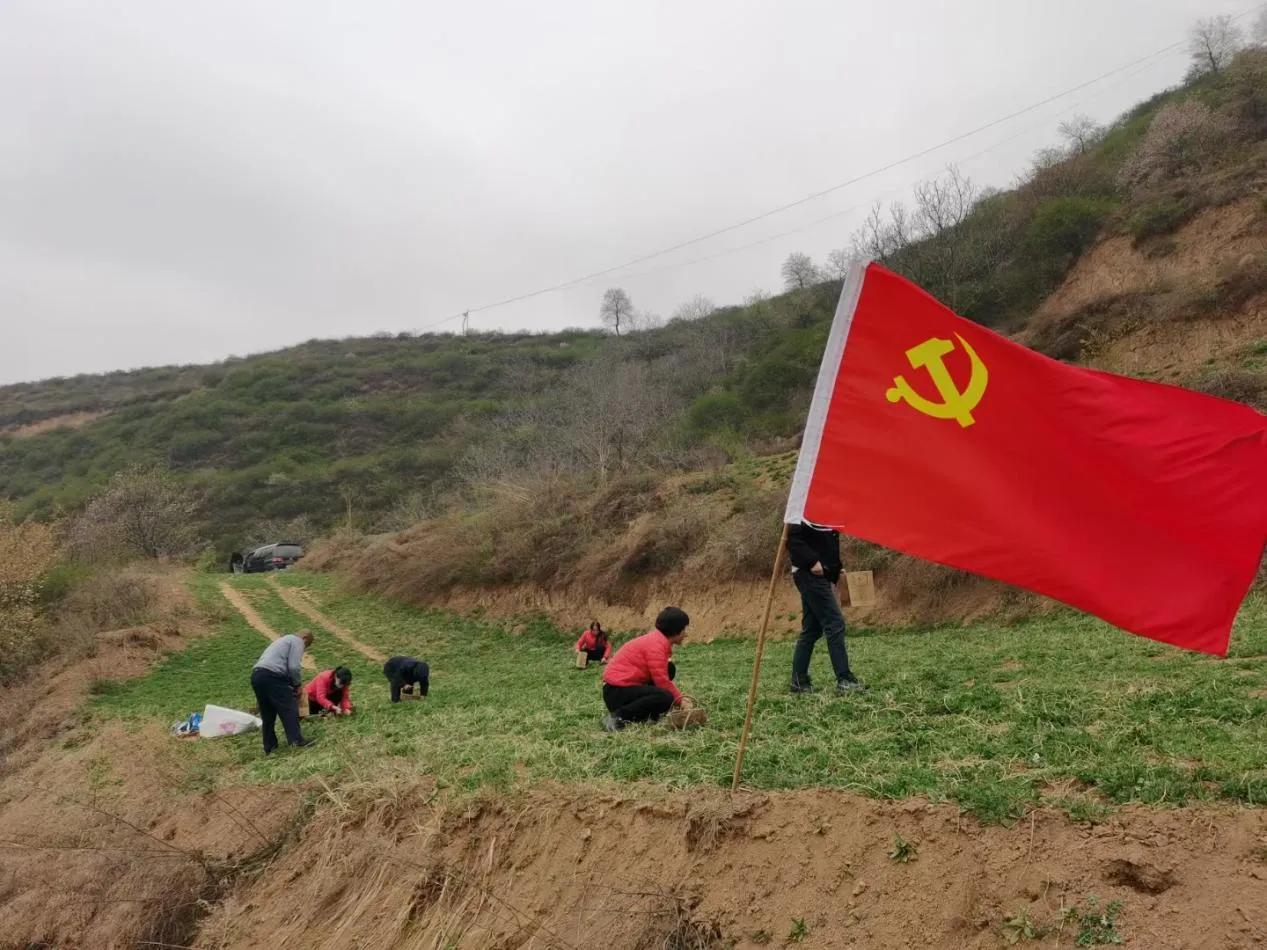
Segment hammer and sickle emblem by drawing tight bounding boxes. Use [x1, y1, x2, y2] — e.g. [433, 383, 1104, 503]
[885, 334, 988, 428]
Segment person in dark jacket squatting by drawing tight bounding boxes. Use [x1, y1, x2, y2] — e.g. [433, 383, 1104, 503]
[787, 521, 865, 695]
[383, 655, 430, 703]
[601, 607, 689, 731]
[250, 629, 315, 753]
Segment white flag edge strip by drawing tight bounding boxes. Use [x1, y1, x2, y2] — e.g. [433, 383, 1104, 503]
[783, 258, 871, 526]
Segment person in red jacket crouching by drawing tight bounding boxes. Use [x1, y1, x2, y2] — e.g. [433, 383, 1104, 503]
[575, 621, 612, 666]
[305, 666, 354, 717]
[601, 607, 689, 732]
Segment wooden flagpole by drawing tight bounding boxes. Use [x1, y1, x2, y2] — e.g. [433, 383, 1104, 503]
[731, 522, 790, 791]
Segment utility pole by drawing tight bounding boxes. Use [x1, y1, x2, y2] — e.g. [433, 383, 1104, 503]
[461, 310, 470, 335]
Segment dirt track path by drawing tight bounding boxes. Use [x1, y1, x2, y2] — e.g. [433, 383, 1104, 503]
[267, 577, 386, 663]
[218, 582, 315, 669]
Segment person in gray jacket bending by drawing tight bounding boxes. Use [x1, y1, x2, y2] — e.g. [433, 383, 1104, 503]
[250, 629, 315, 754]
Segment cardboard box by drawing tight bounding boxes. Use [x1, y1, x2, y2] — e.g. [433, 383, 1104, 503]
[845, 570, 876, 607]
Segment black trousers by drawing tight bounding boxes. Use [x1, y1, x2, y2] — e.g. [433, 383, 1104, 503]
[791, 571, 851, 688]
[584, 646, 606, 662]
[251, 668, 304, 753]
[602, 662, 677, 723]
[386, 674, 428, 702]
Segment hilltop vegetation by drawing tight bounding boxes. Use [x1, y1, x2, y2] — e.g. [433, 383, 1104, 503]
[1, 46, 1265, 566]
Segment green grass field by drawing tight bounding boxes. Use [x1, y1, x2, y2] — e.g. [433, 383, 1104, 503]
[91, 571, 1267, 823]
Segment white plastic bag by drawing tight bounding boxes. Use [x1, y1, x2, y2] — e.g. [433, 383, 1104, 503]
[201, 704, 262, 738]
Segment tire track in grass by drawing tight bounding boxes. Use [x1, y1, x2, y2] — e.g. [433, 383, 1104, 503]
[218, 581, 315, 670]
[266, 576, 387, 663]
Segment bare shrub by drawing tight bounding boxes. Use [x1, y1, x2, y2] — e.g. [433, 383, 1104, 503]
[670, 295, 716, 323]
[685, 487, 784, 580]
[1119, 101, 1235, 193]
[244, 514, 317, 549]
[1058, 114, 1106, 154]
[70, 465, 201, 562]
[1213, 48, 1267, 136]
[461, 357, 676, 486]
[55, 570, 160, 643]
[1190, 369, 1267, 411]
[0, 509, 59, 682]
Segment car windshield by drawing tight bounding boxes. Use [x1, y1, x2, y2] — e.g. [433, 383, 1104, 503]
[274, 544, 302, 557]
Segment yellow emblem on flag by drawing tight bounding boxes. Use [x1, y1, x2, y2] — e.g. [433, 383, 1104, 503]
[886, 334, 988, 428]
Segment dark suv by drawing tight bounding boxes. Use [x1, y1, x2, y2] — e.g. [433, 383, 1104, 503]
[242, 542, 304, 573]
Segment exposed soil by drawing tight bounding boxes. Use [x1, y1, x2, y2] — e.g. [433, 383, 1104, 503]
[194, 780, 1267, 950]
[4, 409, 108, 438]
[1027, 197, 1267, 380]
[0, 724, 304, 949]
[1034, 199, 1266, 326]
[0, 574, 305, 949]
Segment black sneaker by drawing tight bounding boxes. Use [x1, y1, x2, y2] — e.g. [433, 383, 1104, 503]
[291, 738, 316, 748]
[835, 674, 867, 694]
[602, 715, 625, 733]
[789, 680, 815, 694]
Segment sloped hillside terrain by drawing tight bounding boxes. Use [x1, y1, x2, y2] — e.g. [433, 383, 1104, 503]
[5, 569, 1267, 948]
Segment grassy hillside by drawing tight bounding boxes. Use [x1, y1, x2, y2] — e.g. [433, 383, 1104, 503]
[94, 571, 1267, 823]
[2, 50, 1266, 559]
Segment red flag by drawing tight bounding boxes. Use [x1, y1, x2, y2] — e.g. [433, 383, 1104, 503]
[786, 262, 1267, 655]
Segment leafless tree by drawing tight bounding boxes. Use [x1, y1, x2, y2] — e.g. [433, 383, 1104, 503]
[1254, 8, 1267, 46]
[1189, 15, 1243, 76]
[780, 252, 822, 290]
[1029, 145, 1069, 175]
[824, 248, 855, 278]
[630, 309, 664, 332]
[70, 466, 201, 561]
[911, 165, 976, 236]
[460, 357, 674, 486]
[1057, 114, 1105, 154]
[670, 295, 716, 323]
[599, 287, 635, 336]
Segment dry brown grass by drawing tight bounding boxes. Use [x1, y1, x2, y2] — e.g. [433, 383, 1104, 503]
[319, 471, 785, 607]
[310, 458, 1063, 632]
[0, 510, 59, 682]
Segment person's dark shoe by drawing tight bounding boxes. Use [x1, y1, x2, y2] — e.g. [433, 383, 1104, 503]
[789, 678, 815, 694]
[291, 738, 316, 748]
[602, 715, 625, 733]
[835, 674, 867, 694]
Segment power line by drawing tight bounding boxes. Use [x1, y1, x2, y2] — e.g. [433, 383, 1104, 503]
[424, 5, 1261, 332]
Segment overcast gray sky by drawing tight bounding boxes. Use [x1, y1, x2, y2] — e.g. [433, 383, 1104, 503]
[0, 0, 1233, 384]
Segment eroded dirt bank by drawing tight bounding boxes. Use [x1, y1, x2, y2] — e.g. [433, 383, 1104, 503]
[197, 781, 1267, 950]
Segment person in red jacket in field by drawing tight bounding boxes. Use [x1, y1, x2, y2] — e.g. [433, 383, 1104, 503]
[305, 666, 354, 717]
[601, 607, 689, 732]
[575, 620, 612, 665]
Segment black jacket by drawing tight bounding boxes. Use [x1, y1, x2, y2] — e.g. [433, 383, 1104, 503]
[383, 655, 429, 691]
[787, 522, 843, 583]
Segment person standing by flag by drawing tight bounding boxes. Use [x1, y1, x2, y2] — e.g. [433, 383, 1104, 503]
[787, 522, 865, 695]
